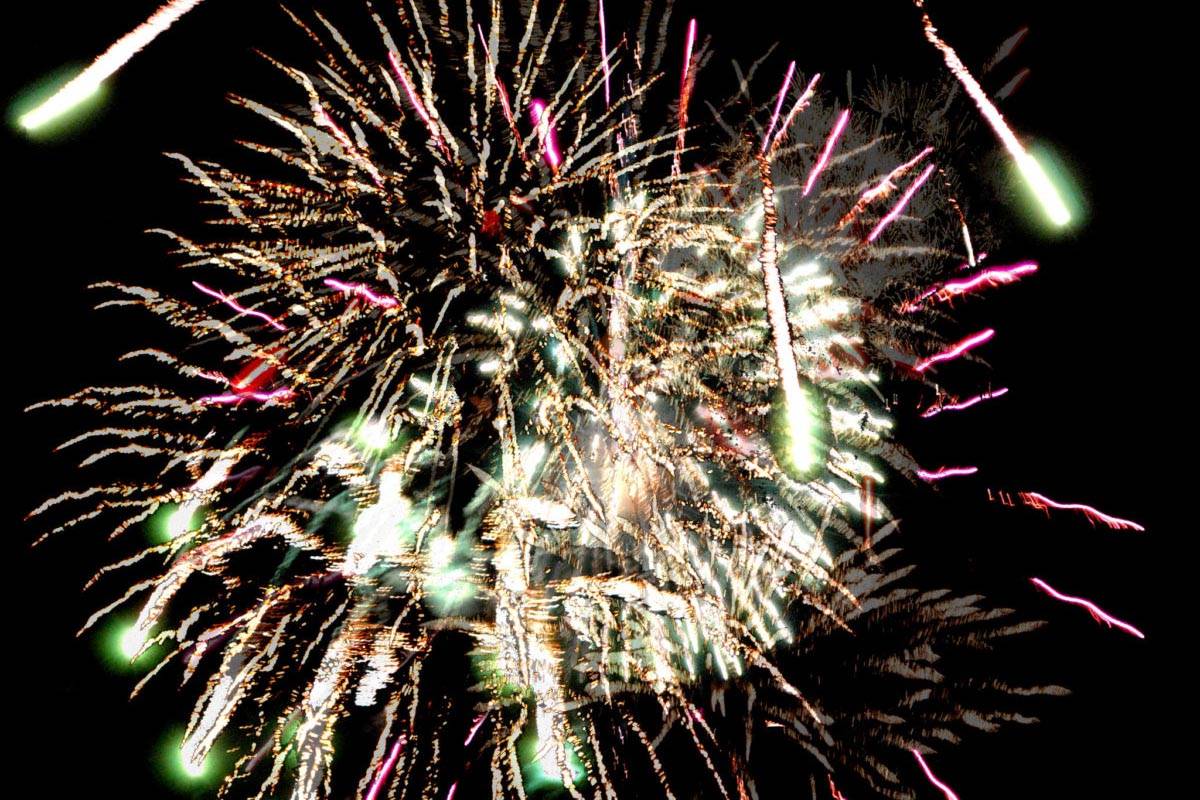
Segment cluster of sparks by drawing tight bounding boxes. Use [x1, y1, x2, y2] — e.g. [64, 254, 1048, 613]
[28, 2, 1142, 799]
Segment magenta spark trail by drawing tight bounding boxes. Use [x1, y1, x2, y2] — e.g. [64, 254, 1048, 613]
[1019, 492, 1145, 531]
[192, 281, 287, 331]
[910, 750, 960, 800]
[914, 328, 995, 372]
[918, 465, 979, 482]
[1030, 578, 1145, 639]
[867, 162, 936, 242]
[921, 388, 1009, 418]
[803, 109, 850, 196]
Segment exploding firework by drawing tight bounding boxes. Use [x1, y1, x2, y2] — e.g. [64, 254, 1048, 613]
[28, 2, 1143, 799]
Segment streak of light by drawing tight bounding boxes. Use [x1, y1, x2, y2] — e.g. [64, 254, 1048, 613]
[530, 99, 561, 171]
[192, 281, 287, 331]
[910, 750, 959, 800]
[921, 388, 1008, 418]
[770, 73, 821, 152]
[1019, 492, 1145, 531]
[1030, 577, 1145, 639]
[599, 1, 611, 107]
[762, 61, 796, 152]
[913, 328, 994, 372]
[915, 1, 1070, 226]
[365, 735, 408, 800]
[803, 110, 850, 196]
[917, 465, 978, 481]
[325, 278, 400, 308]
[18, 0, 206, 131]
[866, 163, 936, 242]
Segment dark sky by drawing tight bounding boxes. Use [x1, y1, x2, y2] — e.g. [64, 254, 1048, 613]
[2, 1, 1177, 797]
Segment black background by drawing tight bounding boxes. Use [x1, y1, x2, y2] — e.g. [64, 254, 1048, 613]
[2, 1, 1177, 797]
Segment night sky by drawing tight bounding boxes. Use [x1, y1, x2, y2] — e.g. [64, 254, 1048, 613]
[2, 2, 1175, 797]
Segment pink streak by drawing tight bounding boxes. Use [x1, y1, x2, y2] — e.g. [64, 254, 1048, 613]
[901, 262, 1036, 312]
[910, 750, 959, 800]
[913, 328, 994, 372]
[365, 735, 408, 800]
[388, 51, 444, 150]
[599, 0, 612, 107]
[325, 278, 400, 309]
[828, 776, 849, 800]
[761, 61, 796, 153]
[921, 387, 1009, 418]
[192, 281, 287, 331]
[1019, 492, 1145, 532]
[802, 109, 850, 196]
[681, 19, 698, 100]
[864, 147, 935, 205]
[1030, 577, 1145, 639]
[839, 146, 933, 230]
[770, 73, 821, 152]
[867, 162, 936, 242]
[529, 99, 561, 171]
[940, 262, 1038, 297]
[464, 713, 488, 746]
[200, 388, 294, 405]
[476, 26, 520, 144]
[917, 465, 979, 482]
[447, 784, 458, 800]
[314, 107, 383, 186]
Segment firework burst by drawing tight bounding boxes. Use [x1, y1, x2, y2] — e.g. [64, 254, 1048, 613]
[29, 2, 1142, 798]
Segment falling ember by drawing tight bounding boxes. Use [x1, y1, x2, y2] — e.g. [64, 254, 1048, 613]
[529, 99, 561, 172]
[17, 0, 206, 131]
[1019, 492, 1145, 531]
[325, 278, 400, 309]
[910, 750, 960, 800]
[803, 109, 850, 196]
[914, 1, 1071, 226]
[1030, 578, 1145, 639]
[867, 162, 936, 242]
[918, 465, 979, 482]
[921, 387, 1009, 418]
[913, 328, 995, 372]
[192, 281, 287, 331]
